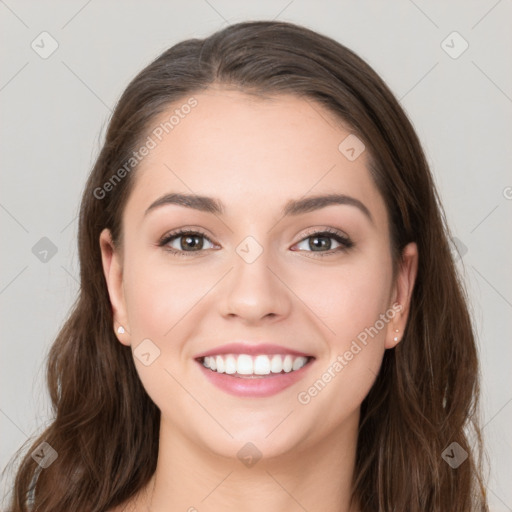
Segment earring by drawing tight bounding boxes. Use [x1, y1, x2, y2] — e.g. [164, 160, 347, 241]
[393, 328, 399, 342]
[117, 326, 125, 334]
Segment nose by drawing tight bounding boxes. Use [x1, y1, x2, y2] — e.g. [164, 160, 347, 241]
[218, 242, 292, 324]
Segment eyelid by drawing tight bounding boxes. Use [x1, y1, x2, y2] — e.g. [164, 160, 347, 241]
[298, 226, 350, 241]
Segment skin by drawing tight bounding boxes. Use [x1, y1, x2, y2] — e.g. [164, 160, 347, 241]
[100, 88, 418, 512]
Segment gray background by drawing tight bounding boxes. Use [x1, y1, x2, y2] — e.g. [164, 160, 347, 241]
[1, 0, 511, 509]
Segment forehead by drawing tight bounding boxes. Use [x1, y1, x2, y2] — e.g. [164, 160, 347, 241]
[124, 88, 388, 229]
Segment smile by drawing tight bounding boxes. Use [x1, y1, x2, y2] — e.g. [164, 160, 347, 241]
[196, 353, 315, 398]
[200, 353, 311, 377]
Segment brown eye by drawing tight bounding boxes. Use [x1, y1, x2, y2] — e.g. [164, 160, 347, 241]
[159, 229, 215, 256]
[175, 233, 204, 251]
[293, 229, 354, 256]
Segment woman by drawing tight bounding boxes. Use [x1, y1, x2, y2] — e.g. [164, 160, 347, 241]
[6, 20, 488, 511]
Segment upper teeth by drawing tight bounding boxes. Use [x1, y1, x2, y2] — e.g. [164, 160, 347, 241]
[202, 354, 309, 375]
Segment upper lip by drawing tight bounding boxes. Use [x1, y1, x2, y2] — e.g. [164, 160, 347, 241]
[194, 342, 314, 360]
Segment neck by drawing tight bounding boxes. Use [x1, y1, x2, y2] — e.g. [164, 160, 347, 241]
[140, 410, 360, 512]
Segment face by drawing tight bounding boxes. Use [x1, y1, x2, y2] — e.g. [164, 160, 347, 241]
[100, 88, 418, 462]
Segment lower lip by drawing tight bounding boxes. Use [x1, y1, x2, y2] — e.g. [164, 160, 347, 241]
[196, 359, 314, 398]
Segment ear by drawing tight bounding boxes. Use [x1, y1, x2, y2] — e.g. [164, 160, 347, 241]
[99, 228, 131, 346]
[386, 242, 418, 349]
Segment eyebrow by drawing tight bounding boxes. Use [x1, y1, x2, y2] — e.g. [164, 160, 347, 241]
[144, 192, 374, 224]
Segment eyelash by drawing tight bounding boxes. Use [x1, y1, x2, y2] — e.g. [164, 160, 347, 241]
[158, 227, 354, 258]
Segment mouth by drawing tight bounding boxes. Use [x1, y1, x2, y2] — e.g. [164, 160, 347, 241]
[194, 344, 316, 397]
[197, 353, 314, 378]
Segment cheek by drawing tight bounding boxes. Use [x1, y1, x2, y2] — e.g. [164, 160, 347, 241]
[121, 257, 205, 414]
[123, 255, 210, 341]
[294, 254, 393, 423]
[295, 253, 392, 388]
[292, 254, 393, 346]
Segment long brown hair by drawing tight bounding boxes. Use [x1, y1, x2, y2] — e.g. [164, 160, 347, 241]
[3, 20, 488, 511]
